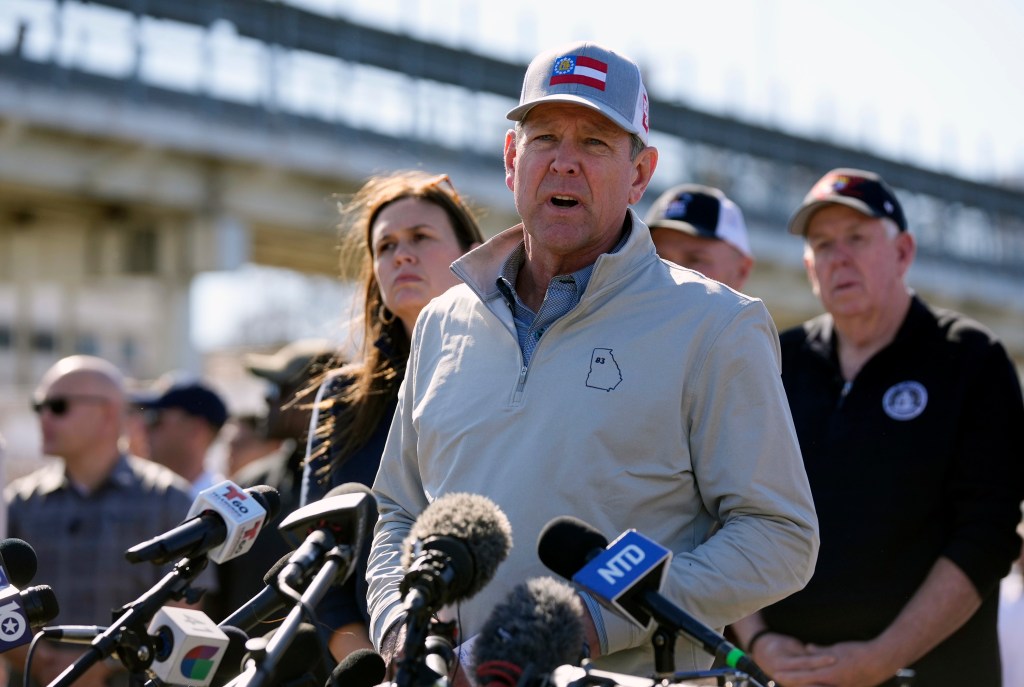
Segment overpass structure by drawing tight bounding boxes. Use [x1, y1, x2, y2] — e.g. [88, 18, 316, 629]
[1, 0, 1021, 398]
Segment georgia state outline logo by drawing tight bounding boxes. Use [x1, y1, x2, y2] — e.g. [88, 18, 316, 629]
[586, 348, 622, 392]
[882, 381, 928, 421]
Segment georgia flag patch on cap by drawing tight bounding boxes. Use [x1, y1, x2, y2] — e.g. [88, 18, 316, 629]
[550, 55, 608, 91]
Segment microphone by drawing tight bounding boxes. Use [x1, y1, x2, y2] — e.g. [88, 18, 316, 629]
[211, 625, 251, 687]
[0, 538, 60, 654]
[276, 482, 378, 589]
[126, 481, 282, 565]
[146, 606, 231, 687]
[399, 492, 513, 613]
[0, 584, 60, 653]
[0, 538, 38, 588]
[40, 625, 108, 644]
[327, 648, 386, 687]
[41, 620, 249, 686]
[218, 553, 295, 634]
[538, 517, 777, 687]
[539, 518, 670, 631]
[473, 576, 585, 687]
[241, 622, 332, 687]
[394, 492, 512, 687]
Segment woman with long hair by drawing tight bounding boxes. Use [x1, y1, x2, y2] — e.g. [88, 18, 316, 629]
[301, 170, 484, 661]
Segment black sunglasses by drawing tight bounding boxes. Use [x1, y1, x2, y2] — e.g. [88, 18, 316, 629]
[31, 394, 109, 416]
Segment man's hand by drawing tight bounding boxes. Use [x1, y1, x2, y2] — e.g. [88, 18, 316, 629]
[379, 622, 408, 677]
[785, 638, 908, 687]
[752, 631, 914, 687]
[747, 631, 835, 687]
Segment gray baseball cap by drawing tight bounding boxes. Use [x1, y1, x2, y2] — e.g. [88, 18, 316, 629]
[506, 41, 650, 145]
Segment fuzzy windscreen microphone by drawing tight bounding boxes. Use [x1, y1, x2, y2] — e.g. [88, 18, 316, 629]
[473, 576, 585, 687]
[328, 648, 387, 687]
[399, 492, 513, 608]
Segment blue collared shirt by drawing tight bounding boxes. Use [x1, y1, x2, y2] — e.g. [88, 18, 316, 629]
[496, 220, 631, 366]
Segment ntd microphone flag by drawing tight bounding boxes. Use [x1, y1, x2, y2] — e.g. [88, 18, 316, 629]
[186, 481, 266, 564]
[147, 607, 229, 687]
[571, 529, 670, 629]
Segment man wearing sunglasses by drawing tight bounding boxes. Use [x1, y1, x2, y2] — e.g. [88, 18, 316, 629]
[5, 355, 203, 687]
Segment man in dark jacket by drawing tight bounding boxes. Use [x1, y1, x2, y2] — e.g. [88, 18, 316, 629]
[732, 168, 1024, 687]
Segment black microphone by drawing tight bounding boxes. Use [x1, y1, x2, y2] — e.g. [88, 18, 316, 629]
[0, 585, 59, 653]
[399, 492, 513, 612]
[277, 482, 377, 589]
[219, 484, 376, 635]
[327, 648, 386, 687]
[241, 622, 332, 687]
[126, 483, 282, 565]
[218, 553, 295, 634]
[538, 517, 777, 687]
[210, 625, 251, 687]
[0, 538, 38, 588]
[473, 576, 585, 687]
[0, 538, 60, 654]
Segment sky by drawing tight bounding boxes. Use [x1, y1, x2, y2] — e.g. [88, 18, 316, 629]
[4, 0, 1023, 351]
[306, 0, 1024, 183]
[154, 0, 1024, 349]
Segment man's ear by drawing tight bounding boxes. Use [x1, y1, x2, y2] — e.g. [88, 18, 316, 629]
[628, 146, 658, 206]
[895, 230, 916, 276]
[503, 129, 516, 192]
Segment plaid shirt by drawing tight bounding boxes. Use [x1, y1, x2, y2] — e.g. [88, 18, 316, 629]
[5, 454, 214, 626]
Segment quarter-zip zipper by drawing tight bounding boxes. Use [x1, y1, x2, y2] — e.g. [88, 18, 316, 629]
[837, 379, 853, 409]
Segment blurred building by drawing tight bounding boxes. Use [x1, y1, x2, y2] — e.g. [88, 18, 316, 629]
[1, 0, 1021, 475]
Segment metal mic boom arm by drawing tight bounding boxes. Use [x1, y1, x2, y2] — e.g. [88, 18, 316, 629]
[228, 543, 356, 687]
[46, 555, 209, 687]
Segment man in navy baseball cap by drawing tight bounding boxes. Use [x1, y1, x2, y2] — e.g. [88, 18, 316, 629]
[788, 167, 907, 236]
[645, 183, 754, 291]
[142, 379, 228, 496]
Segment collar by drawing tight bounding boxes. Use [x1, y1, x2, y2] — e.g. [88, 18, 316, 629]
[806, 294, 930, 363]
[494, 214, 633, 310]
[36, 454, 137, 496]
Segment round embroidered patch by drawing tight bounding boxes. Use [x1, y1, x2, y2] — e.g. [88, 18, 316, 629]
[883, 381, 928, 421]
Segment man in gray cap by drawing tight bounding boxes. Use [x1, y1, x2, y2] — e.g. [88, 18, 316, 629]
[645, 183, 754, 291]
[366, 40, 818, 680]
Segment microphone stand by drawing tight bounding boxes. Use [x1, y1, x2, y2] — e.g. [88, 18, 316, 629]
[651, 625, 675, 677]
[422, 620, 456, 684]
[228, 544, 354, 687]
[46, 555, 209, 687]
[639, 591, 776, 687]
[394, 588, 436, 687]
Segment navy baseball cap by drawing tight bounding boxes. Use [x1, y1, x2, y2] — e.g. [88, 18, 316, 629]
[789, 168, 907, 235]
[644, 184, 753, 258]
[144, 381, 228, 430]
